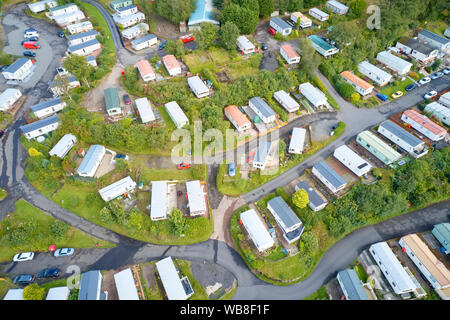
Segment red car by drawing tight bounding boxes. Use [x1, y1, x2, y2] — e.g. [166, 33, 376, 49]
[246, 151, 255, 163]
[23, 41, 40, 49]
[267, 27, 276, 35]
[123, 94, 131, 105]
[180, 34, 194, 43]
[177, 162, 191, 170]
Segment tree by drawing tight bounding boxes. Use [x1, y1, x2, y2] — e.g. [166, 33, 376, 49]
[258, 0, 274, 17]
[299, 231, 318, 255]
[168, 208, 187, 236]
[63, 54, 95, 88]
[328, 21, 360, 48]
[219, 21, 240, 50]
[23, 284, 45, 300]
[431, 59, 442, 71]
[222, 3, 259, 34]
[165, 39, 187, 58]
[348, 0, 366, 19]
[194, 22, 220, 50]
[154, 0, 196, 24]
[292, 189, 309, 209]
[28, 147, 42, 157]
[50, 221, 68, 238]
[53, 74, 74, 100]
[298, 38, 321, 77]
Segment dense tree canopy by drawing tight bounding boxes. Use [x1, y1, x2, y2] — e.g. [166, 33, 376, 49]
[219, 21, 240, 50]
[221, 3, 259, 34]
[194, 23, 220, 50]
[155, 0, 196, 24]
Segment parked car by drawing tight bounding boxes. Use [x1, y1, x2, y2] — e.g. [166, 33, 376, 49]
[424, 90, 437, 100]
[14, 274, 35, 286]
[376, 93, 388, 101]
[418, 77, 431, 85]
[21, 36, 38, 44]
[177, 162, 191, 170]
[246, 151, 255, 163]
[159, 40, 167, 50]
[123, 94, 131, 105]
[261, 43, 268, 51]
[443, 67, 450, 75]
[13, 252, 34, 262]
[228, 162, 236, 177]
[56, 66, 68, 75]
[58, 30, 65, 38]
[24, 31, 39, 39]
[23, 41, 40, 49]
[0, 65, 9, 72]
[267, 27, 276, 35]
[23, 51, 36, 57]
[115, 154, 129, 160]
[391, 91, 403, 99]
[54, 248, 74, 257]
[430, 71, 443, 80]
[38, 268, 61, 278]
[177, 190, 183, 197]
[405, 83, 417, 92]
[179, 34, 194, 43]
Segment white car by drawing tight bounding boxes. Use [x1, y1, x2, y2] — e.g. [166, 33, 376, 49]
[418, 77, 431, 85]
[424, 90, 437, 100]
[443, 67, 450, 75]
[13, 252, 35, 262]
[54, 248, 74, 257]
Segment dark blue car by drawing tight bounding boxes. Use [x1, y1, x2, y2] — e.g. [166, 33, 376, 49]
[159, 40, 167, 50]
[405, 83, 417, 92]
[376, 93, 388, 101]
[23, 51, 36, 57]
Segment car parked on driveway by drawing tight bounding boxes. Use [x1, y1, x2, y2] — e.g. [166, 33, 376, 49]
[115, 154, 129, 160]
[38, 268, 61, 278]
[21, 36, 38, 44]
[391, 91, 403, 99]
[14, 274, 35, 286]
[23, 51, 36, 57]
[123, 94, 131, 105]
[443, 67, 450, 75]
[424, 90, 438, 100]
[58, 30, 65, 38]
[261, 43, 268, 51]
[418, 77, 431, 85]
[268, 27, 276, 35]
[228, 162, 235, 177]
[177, 162, 191, 170]
[159, 39, 167, 50]
[430, 71, 443, 80]
[376, 93, 388, 101]
[54, 248, 74, 257]
[405, 83, 417, 92]
[13, 252, 34, 262]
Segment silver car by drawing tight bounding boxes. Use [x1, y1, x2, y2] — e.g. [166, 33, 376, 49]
[418, 77, 431, 85]
[13, 252, 34, 262]
[54, 248, 74, 257]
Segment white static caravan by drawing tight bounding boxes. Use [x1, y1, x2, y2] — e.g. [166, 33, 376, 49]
[28, 0, 57, 13]
[308, 8, 329, 21]
[131, 34, 157, 51]
[269, 17, 292, 36]
[98, 176, 137, 202]
[377, 120, 428, 158]
[113, 268, 139, 300]
[66, 21, 93, 35]
[2, 58, 33, 82]
[312, 161, 347, 194]
[115, 4, 138, 17]
[298, 82, 327, 108]
[253, 141, 272, 170]
[115, 12, 145, 28]
[439, 92, 450, 108]
[224, 105, 251, 133]
[162, 54, 181, 76]
[369, 242, 418, 295]
[20, 114, 60, 140]
[46, 287, 70, 300]
[135, 59, 155, 82]
[121, 23, 149, 40]
[31, 97, 66, 119]
[236, 35, 255, 55]
[155, 257, 194, 300]
[186, 180, 207, 216]
[376, 50, 412, 75]
[187, 76, 209, 98]
[333, 145, 372, 177]
[76, 144, 106, 177]
[290, 12, 312, 29]
[135, 97, 155, 124]
[280, 44, 300, 64]
[0, 88, 22, 111]
[67, 30, 99, 47]
[326, 0, 349, 15]
[164, 101, 189, 129]
[288, 127, 306, 154]
[48, 3, 78, 17]
[248, 97, 276, 124]
[357, 61, 392, 87]
[425, 102, 450, 126]
[273, 90, 299, 113]
[49, 133, 77, 159]
[267, 196, 304, 244]
[401, 109, 447, 142]
[67, 39, 101, 56]
[53, 10, 85, 27]
[151, 181, 169, 221]
[240, 209, 274, 252]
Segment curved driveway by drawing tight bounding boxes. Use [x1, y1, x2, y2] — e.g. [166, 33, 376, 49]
[0, 1, 449, 300]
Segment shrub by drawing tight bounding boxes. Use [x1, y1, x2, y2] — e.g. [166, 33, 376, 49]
[50, 220, 68, 238]
[23, 284, 45, 300]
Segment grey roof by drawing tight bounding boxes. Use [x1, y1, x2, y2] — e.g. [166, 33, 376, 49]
[313, 161, 346, 189]
[270, 17, 292, 30]
[31, 97, 62, 113]
[131, 33, 156, 46]
[68, 39, 100, 53]
[400, 38, 436, 55]
[267, 196, 301, 231]
[379, 120, 423, 148]
[4, 58, 30, 74]
[67, 30, 98, 41]
[78, 270, 102, 300]
[20, 114, 60, 134]
[255, 141, 271, 165]
[419, 29, 450, 45]
[432, 223, 450, 253]
[249, 97, 276, 119]
[295, 181, 326, 209]
[116, 4, 136, 11]
[337, 269, 369, 300]
[76, 144, 105, 175]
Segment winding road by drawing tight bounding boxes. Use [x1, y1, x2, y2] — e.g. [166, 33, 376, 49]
[0, 1, 449, 300]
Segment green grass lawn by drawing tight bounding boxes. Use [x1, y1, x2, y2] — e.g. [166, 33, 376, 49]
[0, 199, 114, 262]
[380, 78, 414, 100]
[354, 263, 368, 283]
[304, 286, 330, 300]
[0, 277, 15, 300]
